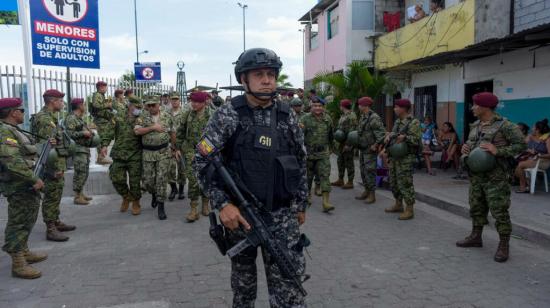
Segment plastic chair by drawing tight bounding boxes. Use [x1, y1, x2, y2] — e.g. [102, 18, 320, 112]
[525, 159, 549, 194]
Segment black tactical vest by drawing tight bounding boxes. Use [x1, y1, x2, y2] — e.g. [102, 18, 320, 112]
[225, 96, 301, 210]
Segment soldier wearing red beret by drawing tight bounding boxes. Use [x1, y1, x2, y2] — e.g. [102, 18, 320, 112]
[332, 99, 357, 189]
[457, 92, 526, 263]
[1, 98, 48, 279]
[113, 89, 127, 116]
[356, 97, 386, 204]
[384, 98, 421, 220]
[90, 80, 114, 165]
[31, 90, 76, 241]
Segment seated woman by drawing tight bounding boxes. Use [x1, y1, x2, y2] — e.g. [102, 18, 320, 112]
[515, 119, 550, 193]
[408, 4, 426, 23]
[421, 116, 437, 175]
[438, 122, 460, 170]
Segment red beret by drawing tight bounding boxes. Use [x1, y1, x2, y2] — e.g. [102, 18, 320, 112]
[340, 99, 352, 109]
[43, 89, 65, 98]
[0, 98, 23, 109]
[71, 98, 84, 106]
[395, 99, 411, 108]
[190, 91, 208, 103]
[287, 91, 295, 96]
[114, 89, 124, 96]
[473, 92, 498, 108]
[358, 97, 374, 107]
[96, 81, 107, 87]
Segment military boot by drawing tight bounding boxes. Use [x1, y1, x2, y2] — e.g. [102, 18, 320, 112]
[342, 181, 354, 189]
[355, 190, 369, 200]
[456, 226, 483, 248]
[331, 178, 344, 187]
[23, 248, 48, 264]
[151, 193, 157, 208]
[365, 191, 376, 204]
[131, 200, 141, 215]
[168, 183, 177, 202]
[55, 220, 76, 232]
[46, 222, 69, 242]
[73, 192, 89, 205]
[186, 200, 200, 222]
[157, 202, 167, 220]
[321, 192, 335, 213]
[385, 200, 404, 213]
[314, 183, 322, 196]
[177, 183, 186, 200]
[398, 203, 414, 220]
[201, 197, 210, 216]
[494, 235, 510, 263]
[81, 192, 93, 201]
[120, 197, 130, 213]
[10, 252, 41, 279]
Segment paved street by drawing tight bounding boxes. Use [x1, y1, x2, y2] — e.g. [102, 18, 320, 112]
[1, 178, 550, 308]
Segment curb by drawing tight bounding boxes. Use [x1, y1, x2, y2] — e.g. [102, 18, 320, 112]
[415, 191, 550, 248]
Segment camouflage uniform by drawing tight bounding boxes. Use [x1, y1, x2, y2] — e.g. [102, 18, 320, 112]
[300, 112, 333, 193]
[358, 110, 386, 193]
[64, 113, 91, 194]
[176, 108, 211, 201]
[336, 111, 357, 182]
[31, 107, 68, 224]
[113, 97, 127, 116]
[90, 92, 115, 148]
[193, 97, 308, 307]
[388, 116, 421, 206]
[0, 121, 41, 254]
[135, 110, 173, 203]
[168, 108, 186, 188]
[465, 114, 525, 235]
[109, 111, 142, 201]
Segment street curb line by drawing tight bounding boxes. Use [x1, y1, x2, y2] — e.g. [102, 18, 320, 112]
[415, 191, 550, 248]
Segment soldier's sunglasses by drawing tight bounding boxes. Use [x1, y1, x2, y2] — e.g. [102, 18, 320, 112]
[15, 108, 25, 113]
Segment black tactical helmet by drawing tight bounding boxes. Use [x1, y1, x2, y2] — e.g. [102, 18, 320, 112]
[234, 48, 283, 84]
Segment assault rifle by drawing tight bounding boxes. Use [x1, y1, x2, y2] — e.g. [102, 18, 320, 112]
[33, 140, 53, 180]
[208, 156, 309, 296]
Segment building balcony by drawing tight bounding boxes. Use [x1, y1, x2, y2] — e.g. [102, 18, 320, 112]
[375, 0, 476, 70]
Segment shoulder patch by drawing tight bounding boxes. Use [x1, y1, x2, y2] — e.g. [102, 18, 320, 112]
[4, 138, 18, 146]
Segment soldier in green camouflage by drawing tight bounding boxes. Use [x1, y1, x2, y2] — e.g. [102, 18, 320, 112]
[0, 98, 48, 279]
[355, 97, 386, 204]
[300, 98, 335, 213]
[456, 92, 526, 263]
[175, 91, 211, 222]
[90, 81, 114, 165]
[211, 90, 225, 109]
[332, 99, 357, 189]
[384, 99, 421, 220]
[64, 98, 94, 206]
[167, 92, 187, 201]
[110, 97, 143, 215]
[31, 89, 77, 241]
[290, 97, 306, 122]
[134, 97, 175, 220]
[113, 89, 127, 115]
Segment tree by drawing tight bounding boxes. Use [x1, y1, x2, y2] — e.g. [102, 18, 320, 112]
[313, 60, 386, 121]
[277, 73, 293, 88]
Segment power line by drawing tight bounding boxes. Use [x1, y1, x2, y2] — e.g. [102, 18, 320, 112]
[377, 13, 437, 49]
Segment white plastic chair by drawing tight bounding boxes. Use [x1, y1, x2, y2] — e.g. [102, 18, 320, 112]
[525, 159, 549, 194]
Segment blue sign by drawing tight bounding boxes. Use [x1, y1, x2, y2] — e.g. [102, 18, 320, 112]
[30, 0, 100, 69]
[134, 62, 162, 83]
[0, 0, 18, 11]
[0, 0, 19, 25]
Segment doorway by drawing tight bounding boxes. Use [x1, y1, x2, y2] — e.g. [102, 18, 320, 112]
[464, 80, 493, 138]
[414, 85, 437, 122]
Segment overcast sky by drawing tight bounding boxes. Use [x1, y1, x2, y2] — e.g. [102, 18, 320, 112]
[0, 0, 314, 92]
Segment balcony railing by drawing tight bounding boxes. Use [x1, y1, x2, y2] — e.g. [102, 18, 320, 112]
[375, 0, 475, 70]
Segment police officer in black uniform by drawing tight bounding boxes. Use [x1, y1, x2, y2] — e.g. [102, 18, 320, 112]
[193, 48, 309, 307]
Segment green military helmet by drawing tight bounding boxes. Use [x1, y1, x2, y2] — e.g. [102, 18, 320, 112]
[66, 138, 77, 156]
[346, 130, 359, 147]
[290, 97, 303, 107]
[388, 142, 409, 159]
[88, 133, 101, 148]
[334, 129, 346, 143]
[466, 147, 496, 173]
[46, 148, 58, 167]
[357, 136, 369, 150]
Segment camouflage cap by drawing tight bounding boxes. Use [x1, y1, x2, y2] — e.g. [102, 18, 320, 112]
[290, 97, 303, 107]
[128, 96, 143, 107]
[144, 96, 160, 105]
[170, 91, 181, 99]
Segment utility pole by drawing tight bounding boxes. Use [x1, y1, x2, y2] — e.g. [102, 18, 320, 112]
[237, 2, 248, 51]
[134, 0, 140, 63]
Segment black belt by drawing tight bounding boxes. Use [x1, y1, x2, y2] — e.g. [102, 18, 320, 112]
[270, 199, 292, 212]
[142, 143, 169, 151]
